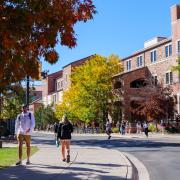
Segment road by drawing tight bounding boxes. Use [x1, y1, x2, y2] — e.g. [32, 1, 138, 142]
[32, 132, 180, 180]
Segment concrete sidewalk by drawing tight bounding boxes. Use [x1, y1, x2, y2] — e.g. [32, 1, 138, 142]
[0, 143, 132, 180]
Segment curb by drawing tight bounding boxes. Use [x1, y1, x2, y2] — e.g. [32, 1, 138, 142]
[116, 150, 132, 180]
[123, 152, 150, 180]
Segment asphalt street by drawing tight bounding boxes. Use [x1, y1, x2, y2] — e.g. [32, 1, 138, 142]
[32, 132, 180, 180]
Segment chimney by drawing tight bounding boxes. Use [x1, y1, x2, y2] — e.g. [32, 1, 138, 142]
[171, 5, 180, 23]
[171, 5, 180, 56]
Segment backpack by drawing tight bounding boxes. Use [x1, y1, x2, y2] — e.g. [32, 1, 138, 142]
[18, 113, 31, 121]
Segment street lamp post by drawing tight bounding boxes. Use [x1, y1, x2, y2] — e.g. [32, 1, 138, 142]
[26, 76, 30, 107]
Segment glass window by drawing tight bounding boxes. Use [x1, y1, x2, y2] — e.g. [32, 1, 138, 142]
[61, 81, 63, 88]
[150, 50, 157, 62]
[169, 44, 172, 56]
[165, 46, 169, 57]
[150, 52, 153, 62]
[126, 60, 131, 71]
[170, 72, 173, 84]
[178, 40, 180, 53]
[154, 50, 157, 61]
[165, 72, 173, 84]
[153, 76, 158, 86]
[165, 44, 172, 58]
[166, 73, 169, 84]
[137, 56, 143, 67]
[52, 94, 56, 103]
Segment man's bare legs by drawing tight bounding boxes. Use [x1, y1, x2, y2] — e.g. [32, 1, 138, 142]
[26, 142, 31, 163]
[18, 142, 23, 162]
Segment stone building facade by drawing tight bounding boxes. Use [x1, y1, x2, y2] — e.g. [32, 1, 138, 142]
[113, 5, 180, 121]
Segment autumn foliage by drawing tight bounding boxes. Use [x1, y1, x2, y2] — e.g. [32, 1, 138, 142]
[0, 0, 96, 86]
[131, 86, 175, 121]
[55, 54, 123, 124]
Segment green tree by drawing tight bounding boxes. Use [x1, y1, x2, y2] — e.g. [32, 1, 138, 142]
[35, 105, 58, 130]
[0, 85, 25, 119]
[172, 57, 180, 74]
[55, 54, 123, 125]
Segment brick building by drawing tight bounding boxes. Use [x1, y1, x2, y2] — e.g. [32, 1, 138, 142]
[113, 5, 180, 122]
[39, 55, 95, 109]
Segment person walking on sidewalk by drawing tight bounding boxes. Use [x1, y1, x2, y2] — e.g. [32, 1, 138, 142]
[15, 105, 35, 165]
[136, 121, 142, 134]
[105, 119, 112, 139]
[53, 122, 58, 139]
[57, 115, 73, 163]
[143, 121, 149, 138]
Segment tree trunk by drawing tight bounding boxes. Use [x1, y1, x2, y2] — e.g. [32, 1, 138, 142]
[0, 140, 2, 148]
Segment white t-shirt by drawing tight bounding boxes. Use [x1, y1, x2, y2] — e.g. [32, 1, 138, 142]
[15, 112, 35, 135]
[143, 123, 148, 129]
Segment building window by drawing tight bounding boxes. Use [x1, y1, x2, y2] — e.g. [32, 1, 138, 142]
[178, 40, 180, 54]
[65, 74, 68, 82]
[126, 60, 131, 71]
[150, 50, 157, 63]
[52, 94, 57, 103]
[57, 82, 60, 90]
[152, 75, 158, 86]
[165, 44, 172, 58]
[61, 81, 63, 88]
[165, 72, 173, 84]
[57, 81, 63, 90]
[137, 56, 143, 67]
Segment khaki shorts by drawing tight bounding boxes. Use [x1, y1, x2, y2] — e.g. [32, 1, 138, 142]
[17, 134, 31, 144]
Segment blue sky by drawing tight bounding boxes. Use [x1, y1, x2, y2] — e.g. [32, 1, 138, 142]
[42, 0, 180, 74]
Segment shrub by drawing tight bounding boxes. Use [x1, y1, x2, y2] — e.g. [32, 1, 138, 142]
[111, 127, 119, 133]
[165, 127, 180, 133]
[148, 123, 157, 132]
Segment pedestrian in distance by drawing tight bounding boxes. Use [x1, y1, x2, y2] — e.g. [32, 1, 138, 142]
[143, 121, 149, 138]
[160, 119, 165, 135]
[15, 105, 35, 165]
[54, 122, 59, 147]
[136, 121, 142, 134]
[105, 119, 112, 140]
[53, 122, 58, 139]
[120, 121, 126, 135]
[57, 115, 73, 163]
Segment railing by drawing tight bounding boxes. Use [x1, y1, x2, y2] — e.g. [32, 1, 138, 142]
[73, 127, 101, 134]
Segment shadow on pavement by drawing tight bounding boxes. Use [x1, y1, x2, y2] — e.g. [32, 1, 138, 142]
[73, 162, 123, 167]
[0, 163, 125, 180]
[71, 138, 180, 150]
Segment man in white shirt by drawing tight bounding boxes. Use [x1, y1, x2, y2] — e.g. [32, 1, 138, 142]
[15, 105, 35, 165]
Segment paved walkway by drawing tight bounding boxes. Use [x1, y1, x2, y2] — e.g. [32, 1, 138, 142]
[0, 143, 132, 180]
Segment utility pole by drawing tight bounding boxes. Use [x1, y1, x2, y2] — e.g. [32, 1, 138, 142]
[26, 76, 30, 107]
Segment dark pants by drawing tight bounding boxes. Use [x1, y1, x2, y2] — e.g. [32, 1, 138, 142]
[106, 129, 111, 136]
[144, 128, 148, 137]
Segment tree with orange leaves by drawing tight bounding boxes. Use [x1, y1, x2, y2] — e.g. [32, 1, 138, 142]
[0, 0, 96, 86]
[131, 86, 175, 121]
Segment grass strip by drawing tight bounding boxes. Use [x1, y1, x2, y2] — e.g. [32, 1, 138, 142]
[0, 146, 38, 169]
